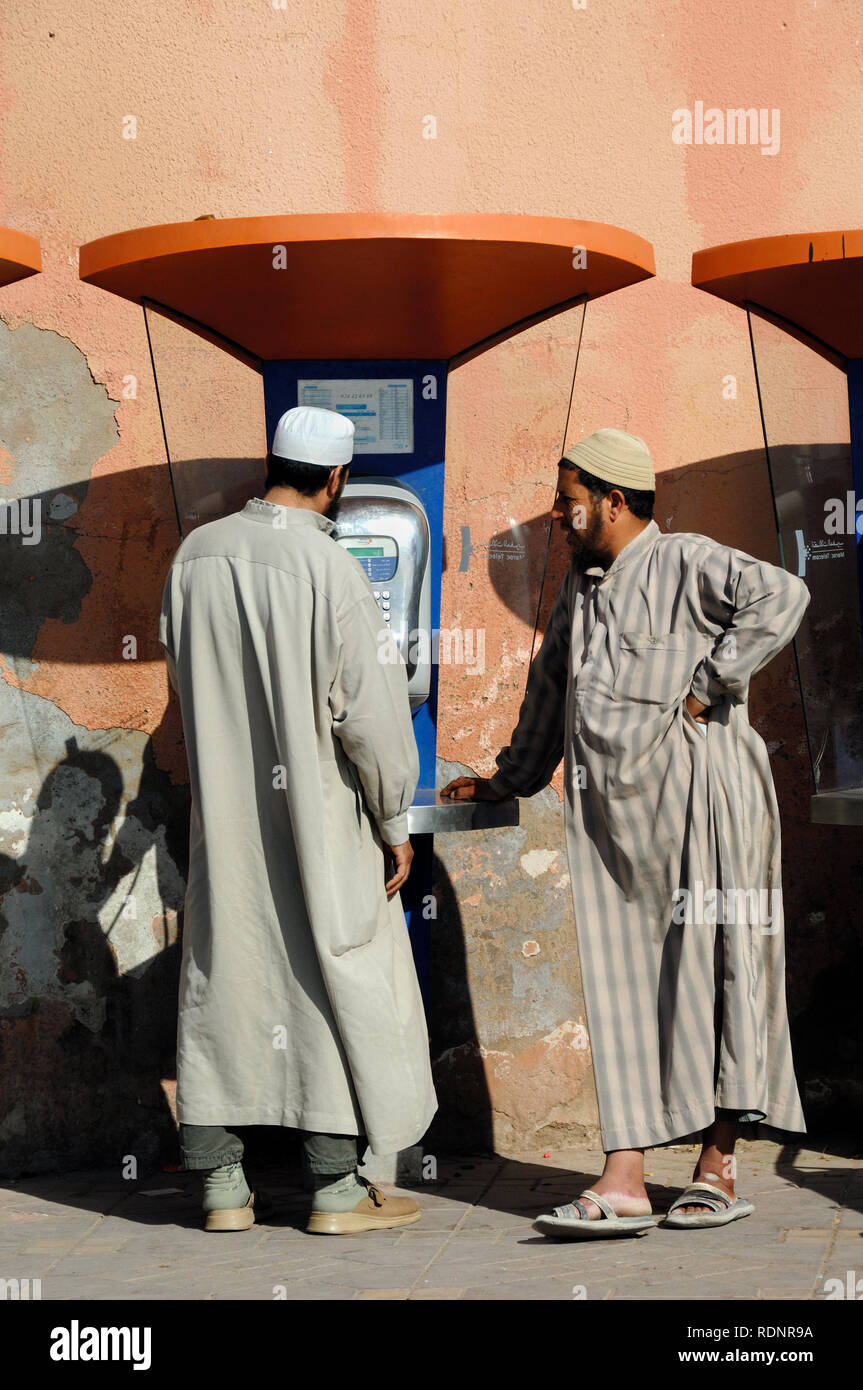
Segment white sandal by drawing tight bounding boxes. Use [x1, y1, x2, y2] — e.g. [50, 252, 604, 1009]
[533, 1188, 656, 1240]
[663, 1177, 754, 1229]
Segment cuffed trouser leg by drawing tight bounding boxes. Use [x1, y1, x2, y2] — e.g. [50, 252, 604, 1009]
[179, 1124, 244, 1172]
[301, 1131, 364, 1187]
[180, 1125, 367, 1181]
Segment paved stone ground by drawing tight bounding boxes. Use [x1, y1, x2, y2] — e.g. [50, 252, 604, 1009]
[0, 1137, 860, 1301]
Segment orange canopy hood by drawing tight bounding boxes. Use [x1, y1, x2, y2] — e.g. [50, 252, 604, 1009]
[0, 227, 41, 289]
[692, 230, 863, 365]
[79, 213, 655, 365]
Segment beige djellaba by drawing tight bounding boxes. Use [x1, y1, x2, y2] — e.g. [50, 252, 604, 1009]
[159, 498, 437, 1154]
[488, 519, 810, 1150]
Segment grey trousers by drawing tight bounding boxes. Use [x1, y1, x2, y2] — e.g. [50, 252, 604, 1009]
[179, 1124, 364, 1181]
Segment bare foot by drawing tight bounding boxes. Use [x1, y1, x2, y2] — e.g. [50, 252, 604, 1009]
[676, 1116, 739, 1216]
[569, 1181, 652, 1221]
[675, 1167, 735, 1217]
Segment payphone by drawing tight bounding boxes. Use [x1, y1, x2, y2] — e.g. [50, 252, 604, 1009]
[79, 211, 657, 999]
[333, 477, 432, 710]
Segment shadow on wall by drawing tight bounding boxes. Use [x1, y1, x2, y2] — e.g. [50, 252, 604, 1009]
[0, 722, 188, 1177]
[448, 444, 863, 1145]
[427, 850, 493, 1155]
[2, 444, 862, 1174]
[0, 461, 265, 670]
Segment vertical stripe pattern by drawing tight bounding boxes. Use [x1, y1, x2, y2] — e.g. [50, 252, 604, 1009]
[488, 520, 810, 1150]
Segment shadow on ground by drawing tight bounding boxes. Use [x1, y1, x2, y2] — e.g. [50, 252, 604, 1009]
[3, 1133, 860, 1236]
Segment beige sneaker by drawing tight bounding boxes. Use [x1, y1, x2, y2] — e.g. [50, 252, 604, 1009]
[203, 1188, 275, 1232]
[306, 1181, 420, 1235]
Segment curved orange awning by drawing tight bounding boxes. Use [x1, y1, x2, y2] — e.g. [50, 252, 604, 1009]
[692, 230, 863, 364]
[0, 227, 41, 289]
[79, 213, 655, 364]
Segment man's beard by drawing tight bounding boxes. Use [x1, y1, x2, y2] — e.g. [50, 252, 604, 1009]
[567, 503, 605, 571]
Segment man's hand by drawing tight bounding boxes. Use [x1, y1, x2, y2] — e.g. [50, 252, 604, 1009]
[685, 692, 710, 723]
[384, 839, 413, 898]
[440, 776, 505, 802]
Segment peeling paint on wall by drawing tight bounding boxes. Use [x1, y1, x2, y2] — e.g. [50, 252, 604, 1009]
[429, 759, 599, 1154]
[0, 678, 189, 1174]
[0, 320, 118, 677]
[0, 321, 188, 1175]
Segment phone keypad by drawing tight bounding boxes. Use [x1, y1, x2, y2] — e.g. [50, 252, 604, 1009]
[373, 590, 392, 624]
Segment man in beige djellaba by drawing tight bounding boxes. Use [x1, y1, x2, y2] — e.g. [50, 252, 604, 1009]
[443, 428, 810, 1238]
[159, 406, 436, 1234]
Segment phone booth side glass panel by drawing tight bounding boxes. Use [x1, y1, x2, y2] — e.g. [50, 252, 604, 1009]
[748, 308, 863, 795]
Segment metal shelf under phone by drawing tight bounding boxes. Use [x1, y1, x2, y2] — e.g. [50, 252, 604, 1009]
[810, 788, 863, 827]
[406, 788, 519, 835]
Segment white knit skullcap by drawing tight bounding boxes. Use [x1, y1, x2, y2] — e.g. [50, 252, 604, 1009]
[272, 406, 354, 467]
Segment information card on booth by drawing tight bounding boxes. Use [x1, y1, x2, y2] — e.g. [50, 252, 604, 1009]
[298, 379, 414, 454]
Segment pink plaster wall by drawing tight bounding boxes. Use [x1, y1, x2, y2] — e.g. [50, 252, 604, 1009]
[1, 1, 861, 1161]
[3, 0, 859, 742]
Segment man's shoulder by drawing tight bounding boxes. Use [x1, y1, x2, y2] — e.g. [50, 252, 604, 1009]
[652, 527, 743, 574]
[652, 528, 806, 603]
[167, 509, 371, 606]
[654, 526, 721, 557]
[654, 526, 787, 572]
[169, 511, 247, 564]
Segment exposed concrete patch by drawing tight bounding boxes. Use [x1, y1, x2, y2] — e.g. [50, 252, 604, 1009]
[519, 848, 560, 878]
[0, 680, 186, 1011]
[430, 757, 597, 1151]
[0, 319, 118, 664]
[48, 492, 80, 521]
[432, 1020, 598, 1152]
[0, 676, 188, 1175]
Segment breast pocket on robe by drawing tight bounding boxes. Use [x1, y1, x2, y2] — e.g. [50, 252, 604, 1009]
[612, 632, 698, 709]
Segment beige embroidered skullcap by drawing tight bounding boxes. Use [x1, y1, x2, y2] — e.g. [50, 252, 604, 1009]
[561, 428, 655, 490]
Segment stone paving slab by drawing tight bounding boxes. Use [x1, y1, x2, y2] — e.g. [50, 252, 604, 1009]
[0, 1137, 860, 1301]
